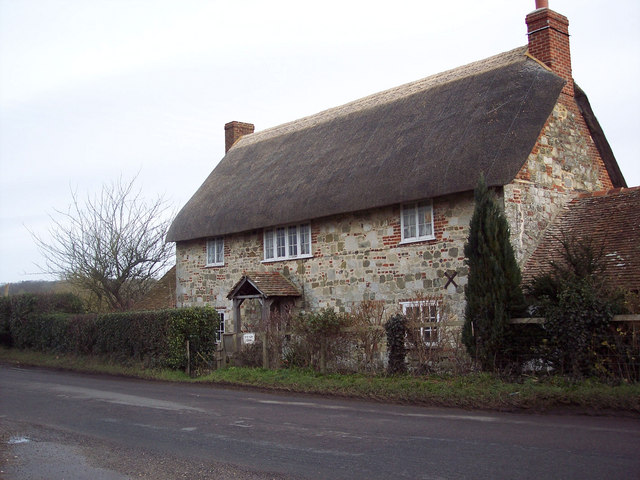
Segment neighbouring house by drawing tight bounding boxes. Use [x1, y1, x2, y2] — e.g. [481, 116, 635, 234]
[522, 187, 640, 297]
[132, 266, 177, 311]
[166, 2, 629, 342]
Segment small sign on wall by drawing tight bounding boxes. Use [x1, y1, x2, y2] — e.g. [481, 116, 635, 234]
[243, 333, 256, 344]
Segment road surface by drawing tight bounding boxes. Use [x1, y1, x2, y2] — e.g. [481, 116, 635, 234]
[1, 365, 639, 479]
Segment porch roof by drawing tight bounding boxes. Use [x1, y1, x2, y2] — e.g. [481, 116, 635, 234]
[227, 272, 301, 299]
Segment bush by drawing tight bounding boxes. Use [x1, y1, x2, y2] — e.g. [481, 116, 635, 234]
[385, 313, 407, 375]
[166, 307, 219, 371]
[0, 293, 85, 348]
[350, 300, 386, 373]
[527, 234, 631, 379]
[535, 279, 621, 378]
[291, 308, 352, 373]
[2, 305, 219, 372]
[404, 298, 474, 375]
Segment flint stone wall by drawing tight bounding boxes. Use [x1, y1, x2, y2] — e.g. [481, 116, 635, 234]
[176, 193, 474, 333]
[504, 100, 612, 266]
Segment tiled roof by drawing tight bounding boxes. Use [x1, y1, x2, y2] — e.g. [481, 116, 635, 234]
[227, 272, 301, 299]
[132, 266, 176, 310]
[522, 187, 640, 291]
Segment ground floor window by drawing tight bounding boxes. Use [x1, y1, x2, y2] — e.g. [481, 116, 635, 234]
[400, 300, 439, 345]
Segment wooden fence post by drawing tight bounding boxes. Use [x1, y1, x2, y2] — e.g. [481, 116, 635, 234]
[186, 339, 191, 377]
[319, 337, 327, 374]
[262, 332, 270, 369]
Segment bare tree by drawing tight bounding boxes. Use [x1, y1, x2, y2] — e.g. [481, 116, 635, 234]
[33, 176, 174, 311]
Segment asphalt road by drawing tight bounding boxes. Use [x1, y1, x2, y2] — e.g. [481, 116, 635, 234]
[1, 365, 639, 480]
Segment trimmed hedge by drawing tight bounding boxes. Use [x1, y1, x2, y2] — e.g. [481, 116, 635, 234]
[0, 293, 84, 348]
[1, 294, 219, 371]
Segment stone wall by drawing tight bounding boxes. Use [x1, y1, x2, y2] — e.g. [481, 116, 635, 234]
[175, 192, 474, 333]
[504, 98, 612, 266]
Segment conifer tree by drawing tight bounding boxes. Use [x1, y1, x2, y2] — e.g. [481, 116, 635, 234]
[462, 175, 525, 370]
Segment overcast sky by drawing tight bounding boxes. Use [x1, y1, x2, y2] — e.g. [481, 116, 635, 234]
[1, 0, 638, 284]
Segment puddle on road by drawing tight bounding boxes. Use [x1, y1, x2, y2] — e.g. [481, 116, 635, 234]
[8, 436, 30, 445]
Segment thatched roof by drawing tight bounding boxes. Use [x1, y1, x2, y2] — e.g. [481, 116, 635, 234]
[574, 85, 627, 189]
[168, 47, 567, 242]
[522, 187, 640, 291]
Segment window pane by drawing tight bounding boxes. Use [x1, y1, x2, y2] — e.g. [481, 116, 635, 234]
[207, 241, 214, 264]
[426, 304, 438, 343]
[300, 224, 310, 255]
[405, 305, 420, 319]
[288, 226, 298, 257]
[216, 239, 224, 263]
[403, 207, 416, 239]
[276, 227, 286, 258]
[216, 313, 225, 342]
[423, 326, 435, 342]
[418, 204, 433, 237]
[265, 231, 274, 259]
[207, 239, 222, 265]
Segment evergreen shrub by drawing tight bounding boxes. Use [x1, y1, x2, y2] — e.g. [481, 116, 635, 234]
[385, 313, 407, 375]
[2, 303, 219, 371]
[0, 292, 84, 348]
[463, 176, 525, 371]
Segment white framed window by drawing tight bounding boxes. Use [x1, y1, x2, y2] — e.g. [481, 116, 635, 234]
[206, 237, 224, 266]
[263, 223, 311, 262]
[400, 201, 435, 244]
[401, 300, 440, 345]
[215, 310, 225, 343]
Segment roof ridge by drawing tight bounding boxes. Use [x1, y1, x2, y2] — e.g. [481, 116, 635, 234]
[234, 46, 529, 149]
[574, 185, 640, 199]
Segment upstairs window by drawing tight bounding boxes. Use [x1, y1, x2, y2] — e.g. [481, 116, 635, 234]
[264, 223, 311, 262]
[206, 237, 224, 266]
[400, 201, 434, 244]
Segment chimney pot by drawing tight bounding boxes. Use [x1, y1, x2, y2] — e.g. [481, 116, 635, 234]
[224, 121, 255, 153]
[535, 0, 548, 9]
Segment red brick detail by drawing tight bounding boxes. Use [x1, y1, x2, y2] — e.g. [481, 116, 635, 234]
[526, 8, 573, 97]
[432, 210, 447, 242]
[382, 220, 402, 246]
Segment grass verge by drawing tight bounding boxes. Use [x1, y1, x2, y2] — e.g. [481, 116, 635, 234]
[1, 347, 638, 414]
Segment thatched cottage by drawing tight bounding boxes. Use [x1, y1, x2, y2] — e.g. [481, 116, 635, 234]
[166, 2, 628, 339]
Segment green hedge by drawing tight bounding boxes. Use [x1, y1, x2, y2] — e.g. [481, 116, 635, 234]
[0, 293, 85, 348]
[1, 294, 218, 371]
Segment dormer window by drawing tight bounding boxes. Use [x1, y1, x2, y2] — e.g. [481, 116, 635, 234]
[400, 201, 435, 244]
[264, 223, 311, 262]
[206, 237, 224, 266]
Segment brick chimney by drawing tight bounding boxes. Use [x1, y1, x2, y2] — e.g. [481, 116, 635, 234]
[526, 1, 573, 96]
[224, 121, 254, 153]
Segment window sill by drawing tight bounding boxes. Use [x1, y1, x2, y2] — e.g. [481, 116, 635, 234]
[205, 263, 224, 268]
[398, 236, 436, 245]
[261, 253, 313, 264]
